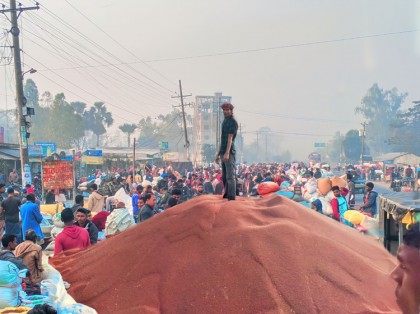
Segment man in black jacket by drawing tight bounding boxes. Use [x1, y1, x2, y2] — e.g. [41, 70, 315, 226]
[360, 182, 378, 216]
[74, 208, 98, 244]
[215, 102, 238, 201]
[139, 193, 157, 222]
[0, 234, 27, 270]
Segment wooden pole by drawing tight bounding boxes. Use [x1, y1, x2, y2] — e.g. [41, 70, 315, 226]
[133, 137, 136, 183]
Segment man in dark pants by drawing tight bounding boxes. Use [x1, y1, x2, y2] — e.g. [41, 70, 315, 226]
[0, 188, 22, 242]
[215, 102, 238, 201]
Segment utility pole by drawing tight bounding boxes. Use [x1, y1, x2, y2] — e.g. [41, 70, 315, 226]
[256, 131, 259, 162]
[360, 121, 367, 165]
[239, 123, 244, 163]
[265, 133, 268, 162]
[172, 80, 191, 161]
[215, 93, 222, 152]
[1, 0, 39, 185]
[132, 137, 136, 181]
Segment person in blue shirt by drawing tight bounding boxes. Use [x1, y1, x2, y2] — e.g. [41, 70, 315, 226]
[131, 185, 143, 223]
[20, 194, 44, 241]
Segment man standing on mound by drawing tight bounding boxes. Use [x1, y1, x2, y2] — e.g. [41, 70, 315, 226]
[215, 102, 238, 201]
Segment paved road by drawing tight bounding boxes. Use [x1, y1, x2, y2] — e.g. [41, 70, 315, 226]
[354, 180, 392, 206]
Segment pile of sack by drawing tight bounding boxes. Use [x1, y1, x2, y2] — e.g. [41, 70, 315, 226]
[279, 174, 381, 235]
[301, 175, 348, 216]
[0, 261, 48, 309]
[0, 261, 27, 308]
[0, 261, 97, 313]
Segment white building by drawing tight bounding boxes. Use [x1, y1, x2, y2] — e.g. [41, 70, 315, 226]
[191, 93, 232, 164]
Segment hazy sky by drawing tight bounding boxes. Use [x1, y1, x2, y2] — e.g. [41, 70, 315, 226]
[1, 0, 419, 159]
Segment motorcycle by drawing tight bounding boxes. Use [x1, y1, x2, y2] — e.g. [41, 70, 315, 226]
[392, 179, 402, 192]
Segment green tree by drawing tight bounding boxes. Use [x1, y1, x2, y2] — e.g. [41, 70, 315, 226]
[119, 123, 138, 147]
[392, 101, 420, 155]
[355, 84, 407, 156]
[202, 144, 216, 163]
[137, 110, 183, 151]
[341, 129, 363, 162]
[85, 102, 114, 147]
[24, 79, 51, 144]
[46, 93, 85, 148]
[137, 116, 159, 148]
[23, 79, 38, 107]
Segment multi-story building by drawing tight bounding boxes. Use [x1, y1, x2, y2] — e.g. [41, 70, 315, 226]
[191, 93, 232, 164]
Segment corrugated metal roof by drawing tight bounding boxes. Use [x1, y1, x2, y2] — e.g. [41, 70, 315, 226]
[0, 151, 19, 160]
[374, 152, 408, 161]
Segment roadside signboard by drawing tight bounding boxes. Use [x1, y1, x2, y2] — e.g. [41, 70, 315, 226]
[163, 152, 179, 161]
[314, 143, 326, 148]
[82, 150, 103, 165]
[42, 161, 74, 190]
[159, 141, 169, 150]
[34, 142, 56, 156]
[28, 145, 43, 157]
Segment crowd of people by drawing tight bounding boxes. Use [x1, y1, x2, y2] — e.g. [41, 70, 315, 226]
[0, 102, 418, 312]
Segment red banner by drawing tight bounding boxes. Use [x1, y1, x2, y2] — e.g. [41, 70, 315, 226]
[42, 161, 74, 190]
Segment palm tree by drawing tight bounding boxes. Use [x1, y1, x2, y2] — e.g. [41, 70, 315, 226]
[119, 123, 138, 147]
[85, 102, 114, 147]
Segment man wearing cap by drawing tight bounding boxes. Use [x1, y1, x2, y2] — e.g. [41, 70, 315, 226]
[215, 102, 238, 201]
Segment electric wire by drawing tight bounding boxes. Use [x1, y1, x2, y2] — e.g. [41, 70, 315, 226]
[235, 109, 356, 124]
[62, 0, 177, 90]
[24, 12, 175, 105]
[32, 1, 175, 95]
[144, 29, 420, 63]
[21, 22, 173, 114]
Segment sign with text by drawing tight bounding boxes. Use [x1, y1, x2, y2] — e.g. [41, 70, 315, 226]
[163, 152, 179, 161]
[314, 143, 326, 148]
[42, 161, 74, 190]
[159, 141, 169, 150]
[34, 142, 56, 157]
[81, 150, 103, 164]
[81, 155, 103, 165]
[28, 145, 43, 157]
[84, 150, 102, 157]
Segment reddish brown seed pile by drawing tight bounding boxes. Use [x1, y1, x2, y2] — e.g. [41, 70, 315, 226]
[50, 195, 400, 314]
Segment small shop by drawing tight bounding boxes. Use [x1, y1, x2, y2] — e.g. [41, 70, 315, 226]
[379, 191, 420, 254]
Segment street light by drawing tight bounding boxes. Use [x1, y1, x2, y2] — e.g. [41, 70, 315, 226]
[22, 68, 37, 79]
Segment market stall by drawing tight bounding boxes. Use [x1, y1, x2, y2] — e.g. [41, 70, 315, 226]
[379, 191, 420, 253]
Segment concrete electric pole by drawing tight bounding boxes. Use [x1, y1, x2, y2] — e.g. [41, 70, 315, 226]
[360, 121, 367, 165]
[1, 0, 39, 184]
[172, 80, 191, 161]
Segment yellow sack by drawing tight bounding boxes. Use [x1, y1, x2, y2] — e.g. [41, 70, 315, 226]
[343, 210, 366, 225]
[40, 204, 64, 216]
[317, 177, 332, 196]
[0, 307, 31, 314]
[402, 212, 414, 225]
[331, 175, 347, 188]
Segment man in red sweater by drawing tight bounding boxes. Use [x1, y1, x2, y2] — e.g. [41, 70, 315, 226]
[330, 185, 349, 222]
[54, 208, 90, 255]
